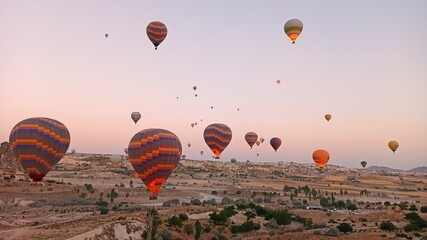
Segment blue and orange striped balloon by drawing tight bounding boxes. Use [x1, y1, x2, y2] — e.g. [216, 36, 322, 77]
[128, 128, 182, 196]
[203, 123, 232, 159]
[146, 21, 167, 50]
[9, 117, 70, 182]
[245, 132, 258, 149]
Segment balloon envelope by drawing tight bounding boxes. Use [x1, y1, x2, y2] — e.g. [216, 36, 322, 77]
[270, 137, 282, 152]
[131, 112, 141, 124]
[105, 34, 109, 38]
[325, 114, 332, 122]
[245, 132, 258, 149]
[312, 149, 330, 168]
[260, 137, 265, 143]
[284, 19, 303, 44]
[193, 86, 197, 91]
[388, 141, 399, 153]
[9, 117, 70, 182]
[361, 161, 367, 168]
[256, 140, 261, 146]
[128, 128, 182, 196]
[146, 21, 167, 50]
[276, 80, 281, 85]
[203, 123, 232, 159]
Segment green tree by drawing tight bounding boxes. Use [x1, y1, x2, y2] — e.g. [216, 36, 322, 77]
[337, 223, 353, 233]
[380, 221, 396, 231]
[110, 188, 119, 203]
[409, 204, 418, 211]
[195, 220, 202, 240]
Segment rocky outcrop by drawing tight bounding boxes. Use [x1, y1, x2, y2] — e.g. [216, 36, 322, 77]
[0, 142, 22, 174]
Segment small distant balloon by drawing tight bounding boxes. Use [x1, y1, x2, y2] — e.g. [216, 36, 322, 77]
[193, 86, 197, 91]
[131, 112, 141, 124]
[211, 106, 213, 109]
[325, 114, 332, 122]
[124, 148, 128, 154]
[188, 143, 191, 147]
[284, 19, 303, 44]
[105, 34, 109, 38]
[360, 161, 367, 168]
[71, 149, 76, 154]
[260, 137, 265, 143]
[270, 137, 282, 152]
[146, 21, 167, 50]
[388, 141, 399, 153]
[200, 151, 204, 155]
[276, 80, 281, 85]
[110, 154, 121, 168]
[256, 140, 261, 146]
[245, 132, 258, 149]
[230, 158, 237, 163]
[191, 123, 195, 128]
[256, 153, 259, 157]
[195, 94, 198, 97]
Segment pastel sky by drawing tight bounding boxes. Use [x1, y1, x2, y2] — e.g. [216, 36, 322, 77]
[1, 1, 426, 170]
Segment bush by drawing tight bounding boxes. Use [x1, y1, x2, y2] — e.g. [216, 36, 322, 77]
[96, 201, 109, 207]
[409, 204, 418, 211]
[211, 191, 218, 195]
[100, 207, 109, 215]
[404, 223, 421, 232]
[163, 199, 180, 207]
[420, 206, 427, 213]
[190, 199, 201, 206]
[337, 223, 353, 233]
[230, 221, 260, 233]
[183, 224, 194, 235]
[179, 213, 189, 221]
[380, 221, 396, 231]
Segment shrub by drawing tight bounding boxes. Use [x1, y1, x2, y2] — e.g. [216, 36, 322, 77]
[100, 207, 109, 215]
[183, 224, 194, 235]
[380, 221, 396, 231]
[230, 221, 260, 233]
[420, 206, 427, 213]
[409, 204, 418, 211]
[190, 199, 201, 206]
[337, 223, 353, 233]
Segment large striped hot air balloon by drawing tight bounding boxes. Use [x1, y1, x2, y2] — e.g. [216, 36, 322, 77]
[146, 21, 167, 50]
[284, 19, 303, 44]
[270, 137, 282, 152]
[203, 123, 232, 159]
[128, 129, 182, 198]
[9, 117, 70, 182]
[312, 149, 330, 168]
[245, 132, 258, 149]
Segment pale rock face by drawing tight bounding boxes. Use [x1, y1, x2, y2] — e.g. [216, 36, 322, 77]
[0, 142, 22, 174]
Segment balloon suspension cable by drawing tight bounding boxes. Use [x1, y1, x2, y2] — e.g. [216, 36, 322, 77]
[155, 46, 158, 50]
[292, 41, 295, 44]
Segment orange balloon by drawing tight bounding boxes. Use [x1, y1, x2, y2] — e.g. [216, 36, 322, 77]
[312, 149, 330, 168]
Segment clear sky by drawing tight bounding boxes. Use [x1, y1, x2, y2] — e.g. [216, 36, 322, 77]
[1, 1, 426, 170]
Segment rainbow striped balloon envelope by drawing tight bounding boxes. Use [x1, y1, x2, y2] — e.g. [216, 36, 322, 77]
[203, 123, 232, 159]
[128, 128, 182, 196]
[146, 21, 167, 50]
[9, 117, 70, 182]
[245, 132, 258, 149]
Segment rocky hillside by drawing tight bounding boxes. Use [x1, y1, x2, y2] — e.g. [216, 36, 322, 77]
[0, 141, 22, 175]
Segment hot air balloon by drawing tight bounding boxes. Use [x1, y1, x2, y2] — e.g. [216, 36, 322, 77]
[182, 155, 186, 160]
[195, 94, 198, 97]
[131, 112, 141, 124]
[124, 148, 128, 154]
[204, 123, 232, 159]
[230, 158, 237, 163]
[284, 19, 303, 44]
[211, 106, 214, 109]
[260, 137, 265, 143]
[270, 137, 282, 152]
[245, 132, 258, 149]
[388, 141, 399, 153]
[187, 143, 191, 147]
[312, 149, 330, 168]
[70, 149, 76, 154]
[193, 86, 197, 91]
[9, 117, 70, 182]
[237, 108, 240, 111]
[128, 129, 182, 198]
[276, 80, 281, 85]
[360, 161, 367, 168]
[325, 114, 332, 122]
[110, 154, 121, 168]
[105, 34, 109, 38]
[256, 140, 261, 146]
[191, 123, 195, 128]
[256, 153, 259, 157]
[146, 21, 167, 50]
[200, 151, 204, 155]
[195, 122, 198, 126]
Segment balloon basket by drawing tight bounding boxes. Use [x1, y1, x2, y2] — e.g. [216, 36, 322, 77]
[149, 196, 158, 200]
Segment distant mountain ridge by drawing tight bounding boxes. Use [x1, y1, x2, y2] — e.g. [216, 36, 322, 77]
[365, 166, 403, 172]
[406, 166, 427, 173]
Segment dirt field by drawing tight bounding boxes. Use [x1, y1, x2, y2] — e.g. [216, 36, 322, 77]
[0, 154, 426, 239]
